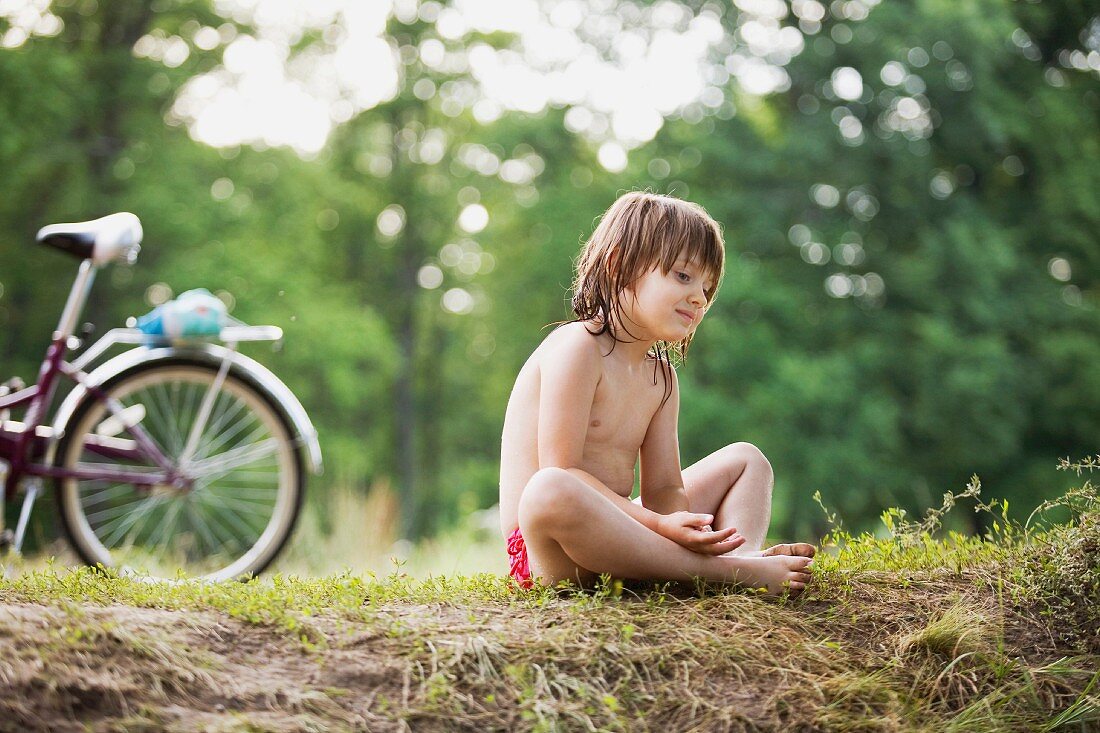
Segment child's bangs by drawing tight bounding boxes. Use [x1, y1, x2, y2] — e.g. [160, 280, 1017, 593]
[653, 203, 725, 295]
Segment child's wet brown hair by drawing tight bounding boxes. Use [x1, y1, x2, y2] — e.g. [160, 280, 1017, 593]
[571, 191, 725, 364]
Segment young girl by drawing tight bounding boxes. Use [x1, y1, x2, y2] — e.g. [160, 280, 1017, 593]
[499, 191, 815, 594]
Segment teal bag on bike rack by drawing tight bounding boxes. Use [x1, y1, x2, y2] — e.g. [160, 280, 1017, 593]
[136, 288, 227, 340]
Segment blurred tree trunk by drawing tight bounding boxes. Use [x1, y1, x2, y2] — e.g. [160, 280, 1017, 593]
[385, 103, 428, 540]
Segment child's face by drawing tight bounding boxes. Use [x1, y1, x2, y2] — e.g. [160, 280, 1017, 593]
[621, 257, 713, 342]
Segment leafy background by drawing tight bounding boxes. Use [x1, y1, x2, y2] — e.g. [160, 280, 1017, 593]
[1, 0, 1097, 571]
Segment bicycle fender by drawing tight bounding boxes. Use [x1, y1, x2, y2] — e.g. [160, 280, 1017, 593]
[46, 344, 323, 475]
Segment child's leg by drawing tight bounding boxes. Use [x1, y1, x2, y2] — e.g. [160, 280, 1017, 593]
[682, 443, 815, 557]
[682, 442, 774, 551]
[518, 467, 813, 591]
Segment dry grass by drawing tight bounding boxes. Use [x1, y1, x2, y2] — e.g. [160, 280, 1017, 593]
[0, 557, 1097, 731]
[0, 470, 1097, 731]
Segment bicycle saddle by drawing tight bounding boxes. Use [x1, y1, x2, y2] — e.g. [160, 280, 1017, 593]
[36, 212, 143, 266]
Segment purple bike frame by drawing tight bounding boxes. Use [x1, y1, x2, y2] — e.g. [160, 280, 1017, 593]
[1, 334, 178, 501]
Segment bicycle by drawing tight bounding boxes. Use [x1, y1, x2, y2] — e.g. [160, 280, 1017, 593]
[0, 212, 322, 581]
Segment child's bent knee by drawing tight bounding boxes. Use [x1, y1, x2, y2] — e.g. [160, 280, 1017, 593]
[727, 442, 773, 474]
[518, 467, 583, 527]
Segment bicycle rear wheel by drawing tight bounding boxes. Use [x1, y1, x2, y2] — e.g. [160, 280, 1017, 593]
[55, 360, 304, 581]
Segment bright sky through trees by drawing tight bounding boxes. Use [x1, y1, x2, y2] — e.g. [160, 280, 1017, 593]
[170, 0, 733, 157]
[0, 0, 819, 160]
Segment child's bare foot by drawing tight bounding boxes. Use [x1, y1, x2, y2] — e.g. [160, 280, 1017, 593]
[761, 542, 817, 558]
[722, 554, 813, 596]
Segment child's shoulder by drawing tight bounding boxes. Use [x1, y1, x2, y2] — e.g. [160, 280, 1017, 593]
[538, 321, 604, 363]
[544, 320, 602, 345]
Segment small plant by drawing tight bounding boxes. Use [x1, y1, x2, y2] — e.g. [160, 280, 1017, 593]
[812, 477, 1012, 576]
[1016, 458, 1100, 654]
[897, 601, 994, 658]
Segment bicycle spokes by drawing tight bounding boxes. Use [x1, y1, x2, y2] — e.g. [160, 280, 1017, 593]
[60, 365, 296, 579]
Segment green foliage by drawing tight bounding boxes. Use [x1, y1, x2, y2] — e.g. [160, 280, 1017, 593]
[1, 0, 1098, 546]
[665, 0, 1100, 536]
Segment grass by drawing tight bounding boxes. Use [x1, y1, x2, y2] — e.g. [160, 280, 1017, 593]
[0, 462, 1098, 731]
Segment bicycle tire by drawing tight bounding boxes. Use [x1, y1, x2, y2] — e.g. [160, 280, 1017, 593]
[55, 358, 305, 581]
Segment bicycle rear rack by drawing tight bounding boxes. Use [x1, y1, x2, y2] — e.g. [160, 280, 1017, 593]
[70, 324, 283, 373]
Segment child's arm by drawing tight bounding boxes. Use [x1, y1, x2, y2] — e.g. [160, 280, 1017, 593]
[639, 364, 690, 514]
[639, 365, 742, 554]
[536, 327, 602, 470]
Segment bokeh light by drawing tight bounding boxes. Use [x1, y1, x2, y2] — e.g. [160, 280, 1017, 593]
[145, 283, 174, 306]
[418, 264, 445, 289]
[441, 287, 474, 314]
[458, 203, 489, 233]
[377, 204, 406, 238]
[1048, 257, 1072, 282]
[831, 66, 863, 101]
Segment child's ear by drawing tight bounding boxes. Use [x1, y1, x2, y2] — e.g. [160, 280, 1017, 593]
[603, 248, 623, 290]
[605, 245, 620, 273]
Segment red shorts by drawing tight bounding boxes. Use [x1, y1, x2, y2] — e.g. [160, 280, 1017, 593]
[506, 527, 534, 589]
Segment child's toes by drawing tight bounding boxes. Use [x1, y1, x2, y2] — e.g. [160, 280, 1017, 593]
[763, 543, 817, 557]
[785, 556, 812, 572]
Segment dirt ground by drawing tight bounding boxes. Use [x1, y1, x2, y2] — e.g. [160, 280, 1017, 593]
[0, 569, 1094, 732]
[0, 601, 453, 732]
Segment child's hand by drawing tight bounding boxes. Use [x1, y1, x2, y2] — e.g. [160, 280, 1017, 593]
[656, 512, 745, 555]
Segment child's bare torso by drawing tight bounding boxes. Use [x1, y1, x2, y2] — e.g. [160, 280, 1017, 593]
[499, 322, 667, 535]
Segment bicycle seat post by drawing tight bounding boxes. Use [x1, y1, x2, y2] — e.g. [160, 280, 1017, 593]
[20, 260, 97, 435]
[56, 259, 98, 345]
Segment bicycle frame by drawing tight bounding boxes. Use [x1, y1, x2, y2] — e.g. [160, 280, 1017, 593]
[0, 260, 175, 501]
[0, 358, 176, 495]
